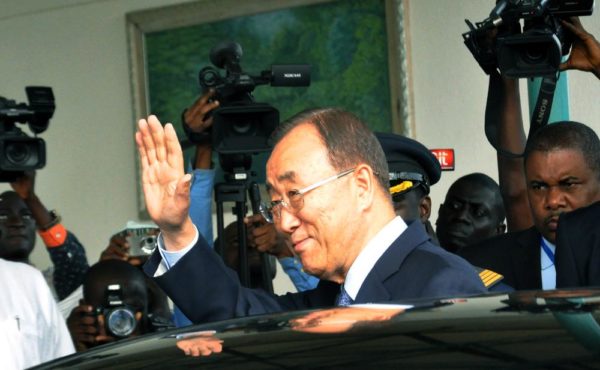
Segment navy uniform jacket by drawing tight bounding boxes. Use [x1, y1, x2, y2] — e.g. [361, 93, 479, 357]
[144, 221, 487, 324]
[556, 201, 600, 288]
[459, 227, 542, 291]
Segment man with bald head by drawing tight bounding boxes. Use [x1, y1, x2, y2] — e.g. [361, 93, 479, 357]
[137, 109, 485, 324]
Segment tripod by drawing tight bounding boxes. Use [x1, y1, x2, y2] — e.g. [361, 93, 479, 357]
[214, 155, 274, 294]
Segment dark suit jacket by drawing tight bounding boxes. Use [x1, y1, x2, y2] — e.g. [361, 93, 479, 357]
[145, 221, 486, 324]
[458, 227, 542, 290]
[556, 201, 600, 288]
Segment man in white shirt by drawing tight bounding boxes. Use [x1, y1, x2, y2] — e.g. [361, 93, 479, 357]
[135, 108, 486, 324]
[0, 259, 74, 369]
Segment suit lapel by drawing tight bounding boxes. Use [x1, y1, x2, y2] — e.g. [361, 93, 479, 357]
[354, 221, 429, 303]
[509, 227, 542, 290]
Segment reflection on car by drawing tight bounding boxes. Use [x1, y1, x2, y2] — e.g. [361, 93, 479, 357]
[33, 289, 600, 369]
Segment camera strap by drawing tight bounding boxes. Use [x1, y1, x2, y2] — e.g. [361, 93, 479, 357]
[485, 73, 559, 158]
[528, 73, 559, 140]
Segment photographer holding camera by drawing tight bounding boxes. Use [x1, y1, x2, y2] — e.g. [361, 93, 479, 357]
[65, 229, 173, 349]
[458, 5, 600, 290]
[66, 259, 171, 352]
[485, 16, 600, 234]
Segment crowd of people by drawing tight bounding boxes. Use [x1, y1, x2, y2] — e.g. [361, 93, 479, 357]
[2, 13, 600, 368]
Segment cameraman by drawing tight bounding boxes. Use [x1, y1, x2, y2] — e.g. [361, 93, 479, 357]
[67, 259, 170, 352]
[458, 16, 600, 291]
[65, 231, 173, 350]
[484, 16, 600, 233]
[182, 90, 319, 293]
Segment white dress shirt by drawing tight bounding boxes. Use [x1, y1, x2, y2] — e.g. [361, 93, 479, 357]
[344, 216, 407, 300]
[0, 259, 75, 369]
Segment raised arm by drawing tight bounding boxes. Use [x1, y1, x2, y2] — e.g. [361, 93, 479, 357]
[486, 72, 533, 232]
[184, 90, 219, 245]
[183, 89, 219, 170]
[135, 115, 195, 249]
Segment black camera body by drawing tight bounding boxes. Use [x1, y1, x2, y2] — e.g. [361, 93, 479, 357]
[0, 87, 55, 181]
[196, 42, 310, 158]
[96, 284, 139, 338]
[463, 0, 594, 77]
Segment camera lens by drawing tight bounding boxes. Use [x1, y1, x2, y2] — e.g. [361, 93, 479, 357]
[232, 121, 253, 135]
[106, 308, 137, 337]
[140, 235, 157, 254]
[5, 142, 32, 165]
[523, 44, 547, 63]
[199, 67, 219, 88]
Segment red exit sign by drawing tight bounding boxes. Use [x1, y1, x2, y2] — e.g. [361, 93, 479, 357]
[431, 149, 455, 171]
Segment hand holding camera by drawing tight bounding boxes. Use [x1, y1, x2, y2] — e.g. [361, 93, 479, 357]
[463, 0, 594, 78]
[559, 17, 600, 79]
[9, 170, 36, 201]
[67, 302, 118, 352]
[183, 88, 219, 135]
[68, 284, 143, 352]
[100, 224, 159, 266]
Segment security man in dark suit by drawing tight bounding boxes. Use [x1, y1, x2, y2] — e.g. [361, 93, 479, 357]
[555, 201, 600, 288]
[460, 121, 600, 291]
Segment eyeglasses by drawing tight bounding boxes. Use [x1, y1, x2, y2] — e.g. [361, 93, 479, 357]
[261, 168, 355, 223]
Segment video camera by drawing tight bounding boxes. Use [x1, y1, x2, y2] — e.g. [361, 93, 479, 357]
[0, 87, 55, 181]
[463, 0, 594, 78]
[195, 41, 310, 162]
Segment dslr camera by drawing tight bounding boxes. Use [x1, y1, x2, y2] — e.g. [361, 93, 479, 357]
[0, 87, 55, 181]
[463, 0, 594, 77]
[95, 284, 139, 338]
[194, 42, 310, 159]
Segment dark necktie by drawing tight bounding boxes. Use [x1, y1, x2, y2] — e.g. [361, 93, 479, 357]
[336, 286, 354, 306]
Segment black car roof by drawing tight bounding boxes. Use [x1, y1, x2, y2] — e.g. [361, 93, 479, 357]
[33, 289, 600, 369]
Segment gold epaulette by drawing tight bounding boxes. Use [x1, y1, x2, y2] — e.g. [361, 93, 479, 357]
[478, 268, 504, 288]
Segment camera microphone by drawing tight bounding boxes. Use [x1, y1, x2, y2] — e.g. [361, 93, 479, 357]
[270, 65, 311, 87]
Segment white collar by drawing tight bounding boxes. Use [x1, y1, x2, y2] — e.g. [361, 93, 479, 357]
[344, 216, 407, 299]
